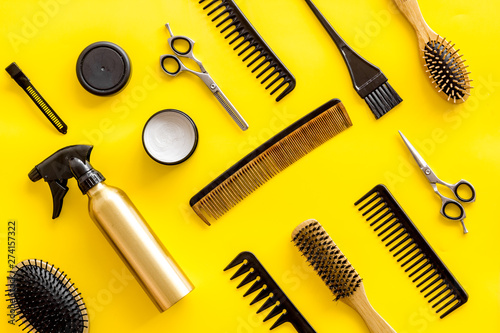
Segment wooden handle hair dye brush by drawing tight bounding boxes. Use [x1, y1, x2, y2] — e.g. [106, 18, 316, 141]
[393, 0, 472, 103]
[292, 219, 397, 333]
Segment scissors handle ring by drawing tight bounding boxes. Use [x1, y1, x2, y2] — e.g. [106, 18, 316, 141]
[441, 199, 465, 221]
[451, 180, 476, 203]
[160, 54, 183, 76]
[169, 36, 193, 56]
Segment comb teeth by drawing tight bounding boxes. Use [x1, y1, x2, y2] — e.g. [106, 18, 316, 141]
[198, 0, 296, 101]
[190, 99, 352, 225]
[292, 219, 362, 301]
[355, 185, 468, 318]
[224, 252, 316, 332]
[364, 82, 403, 119]
[6, 259, 89, 333]
[423, 36, 472, 103]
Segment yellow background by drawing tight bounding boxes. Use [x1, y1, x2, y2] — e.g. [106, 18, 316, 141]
[1, 0, 499, 332]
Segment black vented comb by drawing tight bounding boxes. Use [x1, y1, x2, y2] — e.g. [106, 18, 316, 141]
[198, 0, 296, 101]
[225, 251, 316, 332]
[354, 184, 468, 318]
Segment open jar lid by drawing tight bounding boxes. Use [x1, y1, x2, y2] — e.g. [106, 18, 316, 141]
[142, 110, 198, 165]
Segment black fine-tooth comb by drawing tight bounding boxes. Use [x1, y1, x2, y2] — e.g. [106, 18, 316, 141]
[225, 251, 316, 332]
[354, 184, 468, 318]
[198, 0, 296, 101]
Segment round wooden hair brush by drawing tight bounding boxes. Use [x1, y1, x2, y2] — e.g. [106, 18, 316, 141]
[6, 259, 89, 333]
[393, 0, 472, 103]
[292, 219, 396, 333]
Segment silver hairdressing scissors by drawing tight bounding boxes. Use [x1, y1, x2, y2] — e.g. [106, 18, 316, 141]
[160, 24, 248, 131]
[399, 131, 476, 234]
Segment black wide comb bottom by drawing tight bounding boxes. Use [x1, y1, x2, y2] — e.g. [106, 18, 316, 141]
[225, 252, 316, 332]
[354, 185, 468, 318]
[364, 82, 402, 119]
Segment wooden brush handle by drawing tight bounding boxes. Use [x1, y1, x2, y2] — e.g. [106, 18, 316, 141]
[393, 0, 437, 48]
[343, 285, 397, 333]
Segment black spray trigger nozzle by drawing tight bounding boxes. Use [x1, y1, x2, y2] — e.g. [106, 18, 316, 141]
[28, 167, 42, 182]
[29, 145, 105, 219]
[48, 179, 69, 219]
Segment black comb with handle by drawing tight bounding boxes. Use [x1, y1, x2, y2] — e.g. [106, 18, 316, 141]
[354, 184, 468, 318]
[225, 251, 316, 332]
[198, 0, 296, 101]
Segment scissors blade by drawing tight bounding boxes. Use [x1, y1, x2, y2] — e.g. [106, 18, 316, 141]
[398, 131, 429, 169]
[166, 23, 174, 38]
[196, 72, 248, 130]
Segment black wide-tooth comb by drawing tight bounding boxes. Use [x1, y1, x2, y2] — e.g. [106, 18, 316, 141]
[225, 252, 316, 332]
[354, 184, 468, 318]
[198, 0, 296, 101]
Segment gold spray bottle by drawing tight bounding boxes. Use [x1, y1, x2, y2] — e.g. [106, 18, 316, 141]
[29, 145, 193, 312]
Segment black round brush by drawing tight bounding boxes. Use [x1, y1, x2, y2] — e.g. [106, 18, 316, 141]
[6, 259, 89, 333]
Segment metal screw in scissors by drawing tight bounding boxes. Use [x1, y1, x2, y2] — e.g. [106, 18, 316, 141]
[399, 131, 476, 234]
[160, 24, 249, 131]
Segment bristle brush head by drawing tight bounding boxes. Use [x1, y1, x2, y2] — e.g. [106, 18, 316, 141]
[292, 219, 362, 301]
[423, 36, 472, 103]
[6, 259, 89, 333]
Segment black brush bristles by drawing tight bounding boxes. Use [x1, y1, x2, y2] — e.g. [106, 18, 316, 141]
[198, 0, 296, 101]
[190, 99, 352, 225]
[291, 219, 362, 301]
[355, 184, 468, 318]
[6, 259, 89, 333]
[423, 36, 472, 103]
[363, 81, 403, 119]
[304, 0, 402, 119]
[225, 252, 316, 332]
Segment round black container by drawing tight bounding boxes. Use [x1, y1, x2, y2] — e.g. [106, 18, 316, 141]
[76, 41, 131, 96]
[142, 110, 199, 165]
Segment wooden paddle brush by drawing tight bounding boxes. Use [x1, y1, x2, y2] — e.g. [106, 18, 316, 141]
[393, 0, 472, 103]
[292, 219, 396, 333]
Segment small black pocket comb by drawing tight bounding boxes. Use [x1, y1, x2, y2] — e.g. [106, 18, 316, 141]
[225, 251, 316, 332]
[6, 62, 68, 134]
[198, 0, 296, 101]
[354, 184, 468, 318]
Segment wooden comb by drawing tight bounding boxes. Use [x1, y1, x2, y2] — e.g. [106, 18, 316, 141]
[190, 99, 352, 225]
